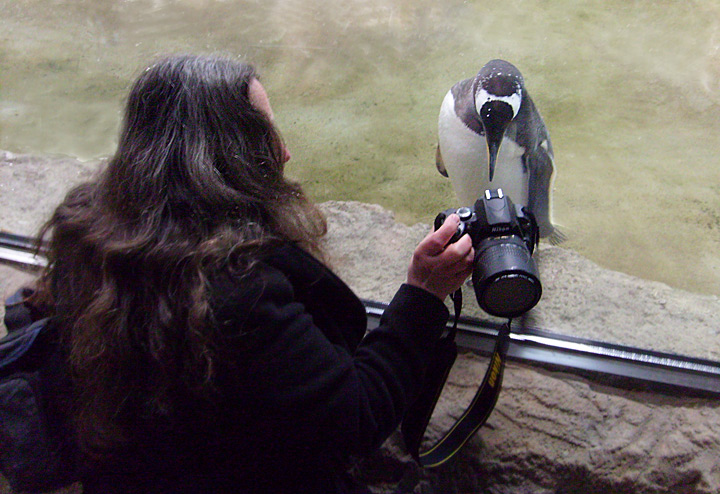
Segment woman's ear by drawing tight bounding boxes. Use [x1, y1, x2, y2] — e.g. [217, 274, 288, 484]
[248, 78, 291, 164]
[248, 78, 275, 122]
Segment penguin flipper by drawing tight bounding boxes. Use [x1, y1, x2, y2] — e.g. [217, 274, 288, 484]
[435, 144, 448, 177]
[526, 148, 562, 242]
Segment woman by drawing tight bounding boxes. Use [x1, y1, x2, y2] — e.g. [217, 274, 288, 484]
[31, 54, 473, 493]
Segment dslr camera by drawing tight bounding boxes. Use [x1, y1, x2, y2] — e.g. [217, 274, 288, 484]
[435, 189, 541, 318]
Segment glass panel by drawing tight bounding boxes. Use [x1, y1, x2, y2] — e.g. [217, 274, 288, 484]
[1, 0, 718, 361]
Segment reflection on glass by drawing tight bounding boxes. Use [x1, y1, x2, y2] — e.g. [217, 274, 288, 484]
[0, 0, 718, 360]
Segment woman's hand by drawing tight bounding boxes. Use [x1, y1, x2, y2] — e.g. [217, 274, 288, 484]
[406, 214, 475, 301]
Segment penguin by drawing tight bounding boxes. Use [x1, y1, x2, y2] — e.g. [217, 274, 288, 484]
[436, 59, 565, 244]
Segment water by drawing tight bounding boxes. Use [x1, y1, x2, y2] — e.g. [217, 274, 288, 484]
[1, 0, 719, 300]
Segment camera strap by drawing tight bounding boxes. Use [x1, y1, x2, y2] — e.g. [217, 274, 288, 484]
[401, 289, 511, 468]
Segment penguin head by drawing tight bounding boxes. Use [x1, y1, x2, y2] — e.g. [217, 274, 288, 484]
[473, 60, 524, 181]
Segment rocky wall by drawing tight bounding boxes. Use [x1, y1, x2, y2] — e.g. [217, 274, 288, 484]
[1, 153, 719, 493]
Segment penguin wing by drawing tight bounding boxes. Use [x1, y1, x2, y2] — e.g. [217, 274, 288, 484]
[525, 144, 553, 222]
[526, 146, 565, 244]
[516, 94, 565, 243]
[435, 144, 448, 177]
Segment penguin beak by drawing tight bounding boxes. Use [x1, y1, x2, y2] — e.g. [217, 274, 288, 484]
[487, 138, 501, 182]
[479, 100, 514, 182]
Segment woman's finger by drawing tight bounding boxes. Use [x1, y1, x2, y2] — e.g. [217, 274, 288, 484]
[417, 214, 460, 256]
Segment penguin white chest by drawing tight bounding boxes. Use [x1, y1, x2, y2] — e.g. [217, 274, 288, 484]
[491, 137, 528, 207]
[438, 91, 528, 206]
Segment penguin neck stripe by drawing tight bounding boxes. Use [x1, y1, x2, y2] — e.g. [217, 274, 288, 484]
[476, 89, 521, 119]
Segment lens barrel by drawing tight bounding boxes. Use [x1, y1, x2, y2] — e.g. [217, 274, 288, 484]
[472, 236, 542, 318]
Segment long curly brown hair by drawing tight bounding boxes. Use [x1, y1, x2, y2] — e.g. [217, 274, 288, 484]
[31, 54, 326, 456]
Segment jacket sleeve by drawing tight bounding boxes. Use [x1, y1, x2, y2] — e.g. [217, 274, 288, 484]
[212, 260, 449, 462]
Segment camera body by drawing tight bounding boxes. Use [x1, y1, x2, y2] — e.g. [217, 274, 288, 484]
[435, 189, 542, 318]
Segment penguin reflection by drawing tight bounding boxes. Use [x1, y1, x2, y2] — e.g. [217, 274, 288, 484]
[436, 59, 565, 244]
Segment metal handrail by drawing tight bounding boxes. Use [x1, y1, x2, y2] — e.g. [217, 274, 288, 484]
[365, 302, 720, 397]
[3, 232, 719, 396]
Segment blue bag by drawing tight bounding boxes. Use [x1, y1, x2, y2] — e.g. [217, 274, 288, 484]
[0, 288, 77, 493]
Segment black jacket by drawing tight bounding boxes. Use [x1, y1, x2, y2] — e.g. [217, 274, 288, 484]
[80, 242, 450, 493]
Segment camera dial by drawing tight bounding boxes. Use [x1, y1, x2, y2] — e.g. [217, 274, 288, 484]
[450, 207, 474, 242]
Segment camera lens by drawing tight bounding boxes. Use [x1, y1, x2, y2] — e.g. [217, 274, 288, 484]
[472, 236, 542, 318]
